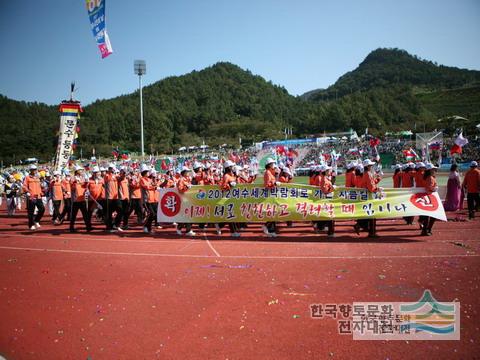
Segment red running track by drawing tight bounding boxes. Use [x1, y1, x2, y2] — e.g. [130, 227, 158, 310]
[0, 205, 479, 359]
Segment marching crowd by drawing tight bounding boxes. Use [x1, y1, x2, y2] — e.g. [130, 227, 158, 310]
[1, 157, 479, 239]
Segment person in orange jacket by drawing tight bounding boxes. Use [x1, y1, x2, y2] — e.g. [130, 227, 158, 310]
[357, 159, 382, 237]
[87, 166, 104, 226]
[419, 163, 440, 236]
[22, 164, 45, 230]
[104, 163, 123, 232]
[59, 170, 72, 223]
[319, 165, 336, 237]
[263, 158, 279, 237]
[176, 167, 195, 236]
[392, 164, 402, 188]
[414, 162, 426, 187]
[140, 164, 157, 234]
[70, 166, 92, 233]
[50, 170, 64, 224]
[117, 167, 131, 229]
[345, 163, 356, 188]
[127, 169, 143, 225]
[462, 161, 480, 219]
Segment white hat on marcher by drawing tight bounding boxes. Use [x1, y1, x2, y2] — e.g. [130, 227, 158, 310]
[140, 164, 150, 173]
[470, 161, 478, 167]
[363, 159, 376, 167]
[265, 158, 276, 166]
[223, 160, 235, 169]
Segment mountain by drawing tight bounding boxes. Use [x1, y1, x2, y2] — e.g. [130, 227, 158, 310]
[303, 48, 480, 101]
[0, 48, 479, 165]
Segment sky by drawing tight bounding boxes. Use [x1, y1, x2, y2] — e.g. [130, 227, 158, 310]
[0, 0, 479, 105]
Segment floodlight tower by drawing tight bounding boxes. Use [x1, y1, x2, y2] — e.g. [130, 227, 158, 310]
[134, 60, 146, 157]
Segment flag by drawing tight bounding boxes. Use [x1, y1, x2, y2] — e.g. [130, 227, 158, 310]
[369, 138, 380, 148]
[403, 148, 419, 160]
[86, 0, 113, 59]
[454, 133, 468, 147]
[450, 144, 462, 155]
[161, 159, 168, 170]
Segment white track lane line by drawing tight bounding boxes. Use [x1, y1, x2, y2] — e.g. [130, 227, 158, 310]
[0, 234, 202, 244]
[0, 246, 477, 260]
[204, 233, 221, 257]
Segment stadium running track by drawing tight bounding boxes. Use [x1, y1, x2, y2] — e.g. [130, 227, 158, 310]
[0, 203, 479, 359]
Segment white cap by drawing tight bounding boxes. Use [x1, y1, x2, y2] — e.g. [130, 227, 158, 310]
[346, 162, 355, 170]
[29, 164, 37, 170]
[92, 166, 100, 173]
[426, 163, 438, 170]
[363, 159, 376, 167]
[181, 166, 191, 173]
[233, 165, 242, 173]
[394, 164, 402, 170]
[355, 164, 364, 172]
[265, 158, 276, 166]
[74, 165, 84, 171]
[119, 166, 127, 172]
[99, 166, 106, 172]
[223, 160, 235, 169]
[415, 162, 426, 169]
[150, 169, 157, 176]
[471, 161, 478, 167]
[407, 162, 415, 169]
[243, 164, 249, 170]
[53, 170, 61, 176]
[193, 161, 203, 170]
[108, 163, 116, 169]
[140, 164, 150, 173]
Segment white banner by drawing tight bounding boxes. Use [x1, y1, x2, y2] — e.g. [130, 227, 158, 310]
[55, 103, 81, 172]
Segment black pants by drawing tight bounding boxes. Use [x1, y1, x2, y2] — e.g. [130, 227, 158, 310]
[52, 200, 62, 222]
[143, 202, 157, 231]
[60, 198, 71, 221]
[70, 201, 91, 231]
[404, 216, 414, 225]
[420, 216, 436, 234]
[467, 193, 480, 219]
[27, 198, 45, 228]
[119, 199, 130, 227]
[265, 222, 277, 233]
[368, 219, 377, 236]
[128, 198, 143, 224]
[106, 199, 122, 230]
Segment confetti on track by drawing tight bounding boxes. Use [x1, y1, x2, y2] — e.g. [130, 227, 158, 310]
[0, 205, 479, 359]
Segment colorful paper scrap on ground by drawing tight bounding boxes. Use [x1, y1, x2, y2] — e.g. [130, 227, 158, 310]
[157, 184, 447, 223]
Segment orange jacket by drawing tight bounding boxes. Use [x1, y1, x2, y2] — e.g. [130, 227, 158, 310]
[401, 171, 414, 188]
[320, 175, 334, 194]
[314, 174, 323, 187]
[62, 178, 71, 199]
[361, 172, 379, 192]
[23, 175, 42, 198]
[414, 171, 425, 188]
[130, 175, 142, 199]
[392, 172, 402, 188]
[118, 178, 130, 200]
[104, 173, 119, 200]
[177, 176, 191, 193]
[354, 174, 363, 188]
[71, 177, 88, 202]
[424, 175, 437, 194]
[463, 169, 480, 193]
[88, 178, 104, 200]
[345, 171, 355, 188]
[263, 168, 277, 188]
[220, 173, 236, 190]
[140, 176, 156, 203]
[50, 179, 64, 201]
